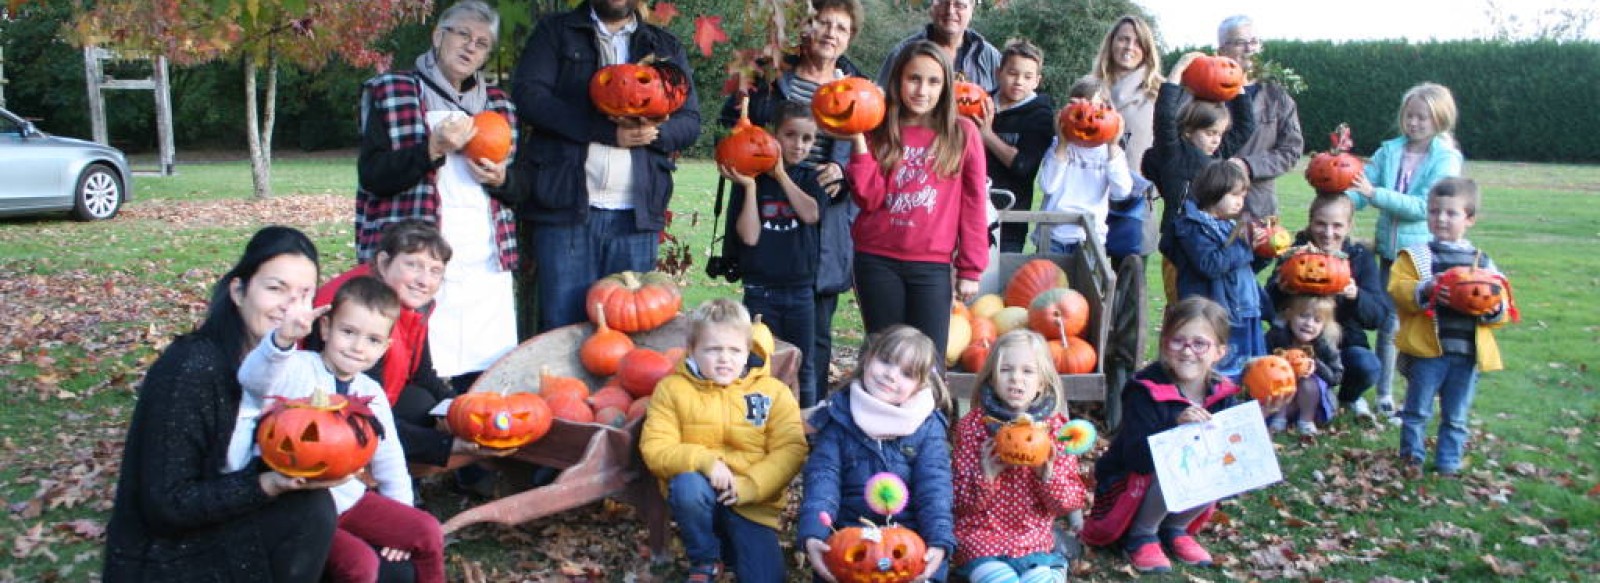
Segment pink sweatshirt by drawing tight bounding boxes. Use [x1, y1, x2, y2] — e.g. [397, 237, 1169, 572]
[848, 118, 990, 281]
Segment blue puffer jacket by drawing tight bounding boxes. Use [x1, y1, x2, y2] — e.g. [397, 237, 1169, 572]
[796, 388, 957, 554]
[1348, 135, 1463, 260]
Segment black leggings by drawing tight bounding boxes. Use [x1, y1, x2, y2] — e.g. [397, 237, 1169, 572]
[257, 489, 338, 582]
[853, 253, 954, 358]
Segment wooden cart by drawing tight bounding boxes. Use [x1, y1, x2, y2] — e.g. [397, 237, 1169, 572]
[435, 316, 801, 558]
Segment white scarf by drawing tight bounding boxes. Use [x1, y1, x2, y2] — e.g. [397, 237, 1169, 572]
[848, 380, 936, 439]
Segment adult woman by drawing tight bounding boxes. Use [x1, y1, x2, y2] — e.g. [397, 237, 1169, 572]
[104, 226, 342, 581]
[356, 0, 519, 393]
[1090, 15, 1164, 260]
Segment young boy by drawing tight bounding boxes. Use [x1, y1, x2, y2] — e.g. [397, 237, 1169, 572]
[639, 298, 808, 583]
[1036, 75, 1135, 255]
[977, 39, 1057, 252]
[228, 276, 444, 583]
[720, 101, 826, 408]
[1388, 178, 1511, 478]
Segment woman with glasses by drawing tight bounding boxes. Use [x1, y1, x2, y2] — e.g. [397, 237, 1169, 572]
[355, 0, 522, 396]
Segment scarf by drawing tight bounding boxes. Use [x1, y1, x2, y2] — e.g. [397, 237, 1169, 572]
[849, 380, 936, 439]
[979, 384, 1058, 435]
[414, 50, 488, 114]
[1107, 66, 1153, 111]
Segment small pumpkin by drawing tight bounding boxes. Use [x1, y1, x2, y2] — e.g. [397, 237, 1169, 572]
[447, 389, 554, 449]
[1253, 216, 1292, 259]
[588, 58, 689, 119]
[1243, 355, 1298, 401]
[716, 95, 781, 177]
[538, 366, 590, 404]
[1050, 335, 1097, 375]
[1182, 55, 1245, 102]
[618, 348, 675, 398]
[993, 414, 1053, 467]
[1275, 347, 1316, 379]
[968, 316, 998, 346]
[1004, 259, 1068, 307]
[593, 406, 629, 428]
[823, 523, 928, 583]
[992, 306, 1031, 335]
[1305, 123, 1364, 194]
[461, 111, 513, 163]
[958, 338, 992, 373]
[1058, 98, 1124, 148]
[580, 305, 635, 377]
[586, 270, 682, 333]
[1434, 265, 1509, 317]
[953, 80, 991, 118]
[587, 385, 634, 412]
[811, 76, 886, 135]
[945, 309, 972, 367]
[969, 294, 1005, 321]
[1277, 247, 1353, 296]
[256, 388, 384, 481]
[1028, 288, 1090, 340]
[545, 393, 595, 424]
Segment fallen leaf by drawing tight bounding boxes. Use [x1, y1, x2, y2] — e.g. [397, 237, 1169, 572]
[693, 15, 729, 57]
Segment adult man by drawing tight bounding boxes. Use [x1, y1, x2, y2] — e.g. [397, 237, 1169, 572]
[512, 0, 701, 331]
[1216, 15, 1303, 223]
[877, 0, 1001, 93]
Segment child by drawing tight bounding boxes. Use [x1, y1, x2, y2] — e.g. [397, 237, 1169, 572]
[848, 40, 989, 358]
[1388, 178, 1509, 478]
[951, 330, 1087, 582]
[1164, 161, 1271, 378]
[798, 326, 955, 582]
[975, 38, 1057, 253]
[639, 299, 808, 582]
[1265, 296, 1344, 435]
[720, 101, 827, 408]
[1348, 83, 1464, 420]
[229, 276, 444, 583]
[1081, 298, 1289, 573]
[1036, 75, 1135, 255]
[1266, 195, 1390, 417]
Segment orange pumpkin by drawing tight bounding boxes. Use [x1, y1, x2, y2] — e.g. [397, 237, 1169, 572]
[545, 393, 596, 424]
[1182, 55, 1245, 102]
[587, 385, 634, 412]
[1254, 216, 1292, 259]
[446, 390, 554, 449]
[954, 81, 991, 118]
[993, 415, 1053, 467]
[585, 271, 682, 333]
[968, 316, 998, 346]
[589, 59, 689, 118]
[461, 111, 513, 163]
[580, 305, 635, 377]
[1434, 265, 1508, 316]
[618, 348, 674, 398]
[1050, 335, 1097, 375]
[1243, 355, 1297, 401]
[958, 338, 992, 373]
[255, 389, 383, 481]
[717, 96, 781, 177]
[1058, 99, 1124, 148]
[1275, 347, 1316, 379]
[538, 366, 590, 404]
[1028, 288, 1090, 340]
[1277, 247, 1352, 296]
[823, 524, 928, 583]
[1004, 259, 1068, 307]
[811, 77, 885, 135]
[1305, 123, 1363, 194]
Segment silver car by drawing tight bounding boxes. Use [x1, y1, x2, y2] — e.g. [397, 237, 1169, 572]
[0, 106, 131, 221]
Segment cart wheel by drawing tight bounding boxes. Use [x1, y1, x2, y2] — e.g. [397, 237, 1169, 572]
[1105, 254, 1148, 432]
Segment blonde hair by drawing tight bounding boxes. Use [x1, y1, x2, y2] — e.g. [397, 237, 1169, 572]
[1091, 15, 1164, 101]
[855, 325, 951, 412]
[687, 298, 753, 349]
[970, 330, 1064, 414]
[872, 40, 966, 178]
[1399, 82, 1458, 146]
[1278, 295, 1342, 346]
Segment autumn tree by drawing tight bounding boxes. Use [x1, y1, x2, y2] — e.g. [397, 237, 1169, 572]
[69, 0, 432, 197]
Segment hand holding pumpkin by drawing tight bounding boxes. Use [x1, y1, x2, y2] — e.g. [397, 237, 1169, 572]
[916, 547, 947, 583]
[428, 115, 476, 159]
[1350, 172, 1375, 198]
[258, 470, 352, 498]
[804, 538, 838, 583]
[613, 117, 661, 148]
[715, 163, 756, 189]
[979, 438, 1004, 480]
[1168, 51, 1205, 80]
[464, 156, 507, 188]
[450, 437, 516, 457]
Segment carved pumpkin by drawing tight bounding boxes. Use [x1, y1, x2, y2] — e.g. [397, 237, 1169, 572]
[823, 523, 928, 583]
[256, 389, 383, 481]
[461, 111, 513, 163]
[1305, 123, 1363, 194]
[447, 390, 553, 449]
[1050, 335, 1097, 375]
[1254, 216, 1292, 258]
[717, 95, 781, 177]
[994, 414, 1054, 467]
[1181, 55, 1245, 102]
[1243, 355, 1298, 401]
[1058, 99, 1124, 148]
[1004, 259, 1068, 307]
[580, 305, 635, 377]
[589, 58, 689, 118]
[812, 77, 886, 135]
[954, 81, 991, 118]
[1028, 288, 1090, 340]
[1278, 247, 1353, 296]
[1435, 265, 1507, 316]
[618, 348, 674, 398]
[1275, 347, 1316, 379]
[585, 271, 682, 333]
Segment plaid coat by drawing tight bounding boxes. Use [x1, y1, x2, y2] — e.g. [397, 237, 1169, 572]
[355, 72, 519, 270]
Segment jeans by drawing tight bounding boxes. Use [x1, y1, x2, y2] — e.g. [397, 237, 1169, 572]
[1399, 353, 1480, 472]
[1337, 346, 1382, 403]
[744, 284, 817, 407]
[1376, 258, 1398, 400]
[853, 252, 954, 359]
[666, 473, 785, 583]
[530, 208, 659, 331]
[1047, 240, 1081, 256]
[326, 492, 445, 583]
[258, 489, 337, 583]
[814, 293, 840, 400]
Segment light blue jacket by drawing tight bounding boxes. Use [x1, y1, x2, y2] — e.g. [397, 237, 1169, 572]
[1348, 135, 1463, 259]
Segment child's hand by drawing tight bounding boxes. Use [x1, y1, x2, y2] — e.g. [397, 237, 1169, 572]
[916, 547, 947, 583]
[276, 293, 329, 349]
[1170, 51, 1205, 79]
[716, 163, 756, 188]
[975, 97, 995, 133]
[805, 538, 838, 583]
[980, 438, 1004, 480]
[707, 460, 736, 503]
[1175, 406, 1212, 425]
[1350, 173, 1374, 198]
[1341, 281, 1359, 300]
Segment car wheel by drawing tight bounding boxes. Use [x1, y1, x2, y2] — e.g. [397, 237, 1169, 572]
[72, 163, 123, 221]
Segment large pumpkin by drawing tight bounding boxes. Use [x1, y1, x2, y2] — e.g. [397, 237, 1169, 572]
[993, 414, 1053, 467]
[1278, 247, 1352, 296]
[461, 111, 513, 164]
[823, 524, 928, 583]
[811, 77, 886, 135]
[1004, 259, 1068, 307]
[580, 305, 635, 377]
[716, 96, 781, 177]
[1435, 265, 1508, 316]
[447, 390, 553, 449]
[256, 389, 383, 481]
[618, 348, 675, 398]
[589, 59, 689, 119]
[1253, 216, 1292, 259]
[586, 271, 682, 333]
[1181, 55, 1245, 102]
[1028, 288, 1090, 340]
[954, 81, 990, 118]
[1058, 99, 1124, 148]
[1243, 355, 1297, 401]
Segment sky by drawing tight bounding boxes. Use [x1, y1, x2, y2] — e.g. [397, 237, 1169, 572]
[1135, 0, 1599, 49]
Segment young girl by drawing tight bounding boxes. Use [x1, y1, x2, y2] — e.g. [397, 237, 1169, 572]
[1265, 296, 1344, 435]
[1036, 76, 1135, 256]
[798, 326, 954, 582]
[976, 38, 1056, 253]
[1348, 83, 1464, 420]
[1165, 161, 1270, 378]
[952, 330, 1087, 582]
[848, 40, 989, 358]
[1081, 298, 1289, 574]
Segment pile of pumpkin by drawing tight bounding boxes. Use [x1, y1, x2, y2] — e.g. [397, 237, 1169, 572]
[950, 259, 1096, 375]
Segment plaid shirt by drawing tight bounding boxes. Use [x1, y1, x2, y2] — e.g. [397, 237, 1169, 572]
[355, 73, 520, 270]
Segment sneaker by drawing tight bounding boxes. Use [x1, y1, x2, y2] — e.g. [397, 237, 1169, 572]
[1296, 420, 1320, 436]
[1126, 541, 1172, 573]
[1376, 395, 1397, 418]
[685, 562, 722, 583]
[1348, 398, 1373, 418]
[1401, 462, 1423, 480]
[1164, 534, 1214, 567]
[1268, 416, 1288, 433]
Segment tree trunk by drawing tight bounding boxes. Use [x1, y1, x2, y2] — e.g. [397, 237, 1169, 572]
[243, 55, 278, 198]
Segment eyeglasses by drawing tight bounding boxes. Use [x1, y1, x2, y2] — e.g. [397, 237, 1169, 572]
[1166, 336, 1216, 355]
[442, 25, 494, 52]
[935, 0, 973, 12]
[1223, 37, 1262, 49]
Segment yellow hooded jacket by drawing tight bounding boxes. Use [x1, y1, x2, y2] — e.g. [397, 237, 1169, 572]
[1389, 245, 1507, 371]
[638, 347, 808, 529]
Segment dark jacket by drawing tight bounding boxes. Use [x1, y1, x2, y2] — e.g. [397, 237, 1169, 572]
[1143, 82, 1255, 231]
[1265, 326, 1345, 387]
[1265, 236, 1390, 350]
[1164, 199, 1272, 321]
[510, 6, 701, 230]
[729, 166, 826, 287]
[796, 388, 957, 554]
[988, 93, 1057, 251]
[1094, 363, 1242, 480]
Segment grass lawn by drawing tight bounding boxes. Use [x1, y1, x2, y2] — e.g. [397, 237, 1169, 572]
[0, 154, 1595, 581]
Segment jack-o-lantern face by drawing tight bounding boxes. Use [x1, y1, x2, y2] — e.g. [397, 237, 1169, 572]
[1275, 347, 1316, 378]
[1182, 55, 1245, 102]
[447, 391, 554, 449]
[1243, 355, 1298, 401]
[1305, 151, 1364, 194]
[1437, 266, 1506, 316]
[1058, 99, 1124, 148]
[1278, 248, 1353, 295]
[954, 81, 990, 118]
[813, 77, 886, 135]
[994, 415, 1053, 467]
[589, 61, 689, 119]
[716, 117, 781, 177]
[823, 524, 928, 583]
[256, 390, 383, 481]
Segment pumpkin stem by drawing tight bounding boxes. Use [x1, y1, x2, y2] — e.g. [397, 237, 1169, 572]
[619, 271, 640, 288]
[310, 385, 331, 408]
[737, 95, 752, 126]
[594, 303, 609, 332]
